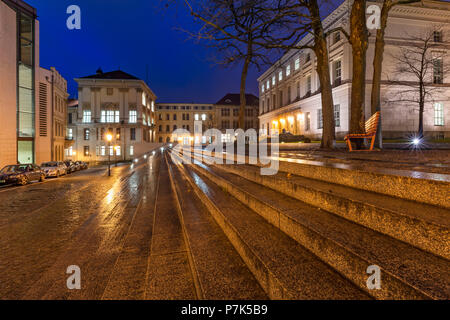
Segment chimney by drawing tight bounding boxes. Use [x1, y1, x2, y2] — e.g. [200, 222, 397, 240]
[96, 67, 103, 75]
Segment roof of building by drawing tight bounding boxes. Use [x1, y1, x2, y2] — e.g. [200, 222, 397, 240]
[215, 93, 259, 106]
[80, 69, 140, 80]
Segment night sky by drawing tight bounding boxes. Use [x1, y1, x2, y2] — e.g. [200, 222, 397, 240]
[26, 0, 265, 103]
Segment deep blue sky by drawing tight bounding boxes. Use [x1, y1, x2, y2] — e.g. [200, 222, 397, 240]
[27, 0, 263, 103]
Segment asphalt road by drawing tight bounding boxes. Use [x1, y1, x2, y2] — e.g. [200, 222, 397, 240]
[0, 151, 194, 300]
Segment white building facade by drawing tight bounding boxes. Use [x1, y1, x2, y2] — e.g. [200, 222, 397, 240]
[258, 0, 450, 140]
[68, 70, 158, 163]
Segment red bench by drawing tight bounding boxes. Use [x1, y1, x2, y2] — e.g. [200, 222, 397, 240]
[344, 112, 380, 152]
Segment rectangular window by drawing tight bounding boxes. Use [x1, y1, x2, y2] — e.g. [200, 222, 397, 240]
[261, 85, 265, 93]
[84, 146, 89, 156]
[101, 146, 106, 156]
[195, 114, 199, 121]
[334, 104, 340, 127]
[433, 58, 443, 84]
[84, 129, 90, 140]
[434, 103, 444, 126]
[130, 128, 136, 140]
[306, 76, 312, 94]
[317, 109, 323, 129]
[102, 110, 120, 123]
[279, 71, 283, 81]
[434, 31, 443, 43]
[115, 146, 121, 156]
[295, 58, 300, 70]
[221, 109, 230, 117]
[129, 110, 137, 123]
[116, 128, 121, 140]
[305, 53, 311, 63]
[266, 80, 270, 89]
[286, 65, 291, 77]
[67, 128, 73, 139]
[233, 109, 239, 117]
[334, 32, 341, 44]
[83, 110, 91, 123]
[109, 146, 114, 156]
[130, 146, 134, 156]
[272, 75, 276, 86]
[334, 60, 342, 84]
[68, 113, 73, 124]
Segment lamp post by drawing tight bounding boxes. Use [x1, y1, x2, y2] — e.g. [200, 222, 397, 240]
[106, 133, 113, 176]
[114, 145, 118, 167]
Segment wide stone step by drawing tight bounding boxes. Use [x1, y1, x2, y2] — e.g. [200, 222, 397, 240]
[192, 153, 449, 260]
[171, 153, 370, 300]
[192, 150, 450, 209]
[165, 154, 267, 300]
[186, 159, 450, 299]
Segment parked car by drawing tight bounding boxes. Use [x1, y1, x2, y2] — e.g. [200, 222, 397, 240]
[64, 161, 77, 174]
[73, 161, 82, 171]
[0, 164, 45, 186]
[41, 161, 67, 178]
[76, 161, 88, 170]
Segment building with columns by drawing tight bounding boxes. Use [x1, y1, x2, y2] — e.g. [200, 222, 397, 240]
[258, 0, 450, 140]
[67, 69, 158, 163]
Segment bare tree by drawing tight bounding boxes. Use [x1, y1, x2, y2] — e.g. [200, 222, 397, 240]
[181, 0, 287, 129]
[370, 0, 421, 148]
[385, 27, 448, 138]
[182, 0, 339, 149]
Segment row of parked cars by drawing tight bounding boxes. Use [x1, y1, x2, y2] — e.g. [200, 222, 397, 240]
[0, 161, 88, 186]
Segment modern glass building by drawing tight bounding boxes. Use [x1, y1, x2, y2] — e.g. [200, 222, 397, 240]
[0, 0, 38, 166]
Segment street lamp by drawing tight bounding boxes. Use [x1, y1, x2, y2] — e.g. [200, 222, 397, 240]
[106, 133, 113, 176]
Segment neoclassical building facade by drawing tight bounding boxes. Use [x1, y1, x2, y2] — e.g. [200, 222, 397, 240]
[258, 0, 450, 140]
[67, 70, 158, 162]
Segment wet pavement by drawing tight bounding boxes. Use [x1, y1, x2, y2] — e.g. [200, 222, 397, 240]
[0, 151, 194, 300]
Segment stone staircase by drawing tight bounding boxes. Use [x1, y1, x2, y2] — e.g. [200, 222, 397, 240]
[166, 150, 450, 300]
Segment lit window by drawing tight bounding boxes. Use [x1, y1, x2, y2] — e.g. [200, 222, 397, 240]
[201, 114, 206, 121]
[68, 146, 73, 156]
[261, 85, 265, 93]
[266, 80, 270, 89]
[130, 146, 134, 156]
[101, 110, 119, 123]
[279, 71, 283, 81]
[84, 129, 90, 140]
[142, 93, 146, 106]
[101, 146, 106, 156]
[195, 114, 199, 121]
[109, 146, 114, 156]
[84, 146, 89, 156]
[151, 101, 155, 112]
[286, 65, 291, 77]
[434, 103, 444, 126]
[115, 146, 121, 156]
[272, 75, 276, 86]
[295, 58, 300, 70]
[83, 110, 91, 123]
[67, 128, 73, 139]
[129, 110, 137, 123]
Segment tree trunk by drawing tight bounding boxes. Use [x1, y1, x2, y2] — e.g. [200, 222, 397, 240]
[239, 56, 250, 130]
[350, 0, 369, 148]
[418, 82, 424, 138]
[309, 0, 335, 149]
[371, 1, 392, 149]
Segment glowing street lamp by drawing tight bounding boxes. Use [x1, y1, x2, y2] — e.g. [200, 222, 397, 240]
[106, 133, 113, 176]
